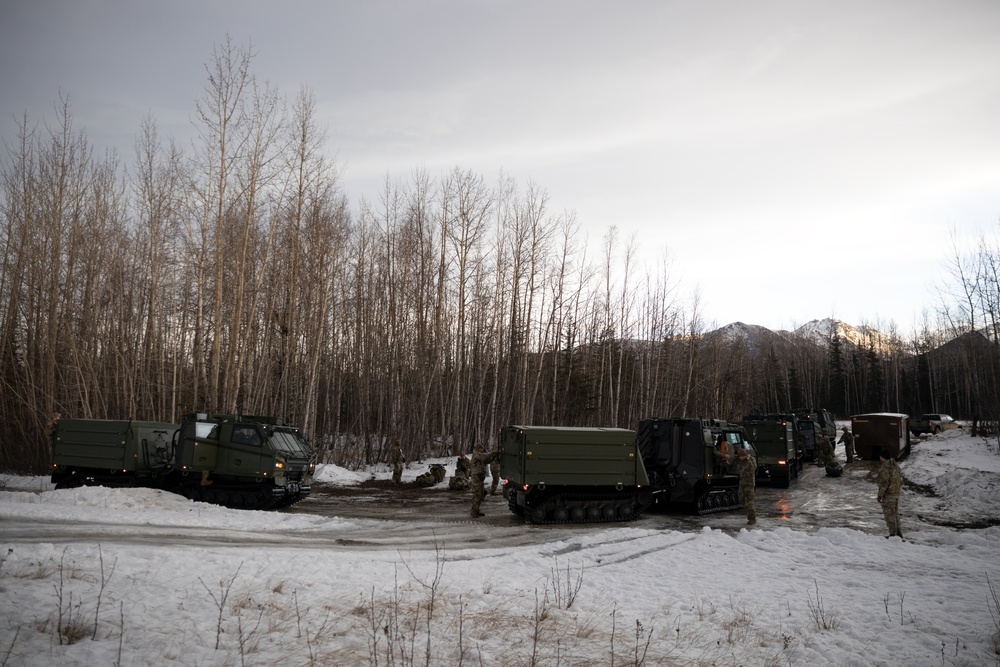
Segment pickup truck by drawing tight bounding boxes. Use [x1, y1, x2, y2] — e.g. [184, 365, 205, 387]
[910, 414, 962, 436]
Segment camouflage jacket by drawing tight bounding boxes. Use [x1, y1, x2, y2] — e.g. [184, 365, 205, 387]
[877, 458, 902, 500]
[737, 454, 757, 488]
[838, 432, 854, 447]
[392, 447, 405, 465]
[471, 449, 499, 477]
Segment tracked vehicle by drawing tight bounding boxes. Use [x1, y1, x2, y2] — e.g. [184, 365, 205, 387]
[51, 413, 315, 510]
[500, 425, 647, 524]
[500, 418, 754, 523]
[637, 418, 754, 515]
[739, 416, 803, 487]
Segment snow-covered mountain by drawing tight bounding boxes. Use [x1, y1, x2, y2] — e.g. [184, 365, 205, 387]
[706, 318, 903, 357]
[789, 318, 888, 349]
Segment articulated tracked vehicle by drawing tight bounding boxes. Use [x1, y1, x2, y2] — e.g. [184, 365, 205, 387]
[739, 416, 804, 487]
[500, 418, 755, 524]
[51, 413, 316, 510]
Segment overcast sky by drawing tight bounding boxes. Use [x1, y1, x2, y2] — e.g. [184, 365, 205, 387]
[2, 0, 999, 332]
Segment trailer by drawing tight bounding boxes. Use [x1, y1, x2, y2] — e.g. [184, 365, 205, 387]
[500, 425, 648, 524]
[851, 413, 911, 460]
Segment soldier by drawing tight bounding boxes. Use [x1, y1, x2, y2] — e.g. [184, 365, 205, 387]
[815, 431, 834, 467]
[838, 426, 856, 463]
[414, 464, 446, 487]
[449, 454, 471, 490]
[391, 440, 405, 485]
[470, 443, 499, 518]
[413, 468, 437, 487]
[737, 447, 757, 526]
[489, 448, 502, 495]
[46, 412, 61, 436]
[876, 448, 903, 538]
[713, 434, 731, 475]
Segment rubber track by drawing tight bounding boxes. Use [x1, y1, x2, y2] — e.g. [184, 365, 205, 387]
[522, 491, 645, 525]
[694, 490, 742, 515]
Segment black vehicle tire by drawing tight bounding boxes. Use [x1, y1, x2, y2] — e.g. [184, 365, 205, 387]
[553, 506, 569, 522]
[570, 506, 586, 522]
[586, 505, 601, 522]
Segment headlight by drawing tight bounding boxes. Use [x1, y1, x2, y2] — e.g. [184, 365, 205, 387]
[275, 460, 286, 470]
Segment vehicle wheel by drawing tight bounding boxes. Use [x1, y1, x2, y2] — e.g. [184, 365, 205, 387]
[570, 506, 586, 522]
[621, 502, 638, 519]
[603, 504, 618, 520]
[553, 506, 569, 522]
[586, 505, 601, 522]
[530, 507, 547, 523]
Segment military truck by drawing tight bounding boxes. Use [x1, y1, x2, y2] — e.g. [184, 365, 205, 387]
[500, 418, 755, 523]
[51, 413, 316, 510]
[739, 417, 803, 487]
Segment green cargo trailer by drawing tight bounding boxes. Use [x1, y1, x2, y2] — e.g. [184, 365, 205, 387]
[500, 425, 648, 523]
[51, 419, 177, 487]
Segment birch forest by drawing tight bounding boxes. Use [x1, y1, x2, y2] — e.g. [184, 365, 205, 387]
[2, 42, 997, 473]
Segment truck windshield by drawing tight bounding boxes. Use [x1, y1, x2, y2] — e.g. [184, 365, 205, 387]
[194, 422, 219, 439]
[268, 429, 310, 456]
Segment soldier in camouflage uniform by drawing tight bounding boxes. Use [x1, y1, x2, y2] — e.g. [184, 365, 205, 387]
[837, 426, 856, 463]
[391, 440, 406, 484]
[470, 443, 499, 518]
[414, 464, 446, 487]
[449, 454, 471, 490]
[815, 431, 835, 466]
[876, 448, 903, 538]
[737, 447, 757, 526]
[713, 434, 731, 475]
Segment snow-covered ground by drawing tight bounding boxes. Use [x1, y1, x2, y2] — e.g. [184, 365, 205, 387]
[1, 428, 999, 666]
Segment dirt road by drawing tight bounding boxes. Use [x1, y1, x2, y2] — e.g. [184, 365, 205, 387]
[3, 457, 949, 550]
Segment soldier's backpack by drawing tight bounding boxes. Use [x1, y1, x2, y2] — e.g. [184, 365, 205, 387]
[825, 461, 843, 477]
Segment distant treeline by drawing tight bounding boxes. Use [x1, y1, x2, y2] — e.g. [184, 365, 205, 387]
[2, 41, 998, 473]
